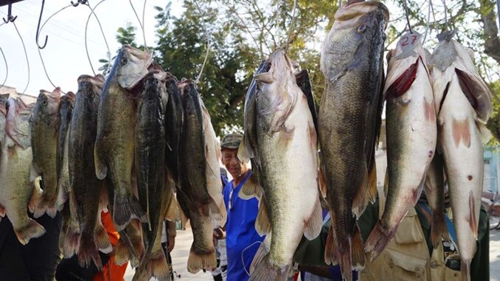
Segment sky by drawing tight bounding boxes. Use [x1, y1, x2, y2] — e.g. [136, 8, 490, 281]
[0, 0, 182, 96]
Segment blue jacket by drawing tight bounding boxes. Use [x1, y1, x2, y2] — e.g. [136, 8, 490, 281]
[223, 171, 264, 281]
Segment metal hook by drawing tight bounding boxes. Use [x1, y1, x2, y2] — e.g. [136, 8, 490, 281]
[2, 4, 18, 24]
[36, 0, 48, 49]
[71, 0, 88, 7]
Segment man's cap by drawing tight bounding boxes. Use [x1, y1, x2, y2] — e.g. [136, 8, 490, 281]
[221, 133, 243, 149]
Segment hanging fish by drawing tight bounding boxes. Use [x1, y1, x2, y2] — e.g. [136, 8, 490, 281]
[431, 31, 492, 281]
[242, 49, 322, 281]
[318, 2, 389, 280]
[365, 31, 437, 260]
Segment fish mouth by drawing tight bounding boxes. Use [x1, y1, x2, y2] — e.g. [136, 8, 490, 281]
[334, 1, 389, 30]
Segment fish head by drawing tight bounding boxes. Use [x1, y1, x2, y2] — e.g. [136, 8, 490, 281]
[32, 88, 61, 127]
[321, 2, 389, 78]
[116, 45, 153, 90]
[142, 73, 165, 103]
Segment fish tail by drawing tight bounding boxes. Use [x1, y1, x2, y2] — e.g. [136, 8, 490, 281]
[114, 239, 131, 266]
[352, 223, 365, 270]
[460, 259, 471, 281]
[339, 249, 353, 281]
[112, 195, 146, 231]
[430, 212, 449, 248]
[77, 232, 103, 270]
[55, 184, 68, 209]
[94, 221, 112, 254]
[249, 255, 290, 281]
[364, 222, 396, 262]
[132, 249, 171, 281]
[187, 245, 216, 273]
[62, 225, 80, 258]
[13, 219, 46, 245]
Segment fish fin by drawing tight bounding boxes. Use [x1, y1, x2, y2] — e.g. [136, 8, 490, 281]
[187, 246, 216, 273]
[150, 250, 170, 281]
[254, 72, 274, 84]
[364, 222, 396, 262]
[201, 198, 223, 221]
[217, 197, 227, 226]
[164, 193, 179, 222]
[352, 165, 370, 218]
[77, 232, 103, 270]
[237, 139, 251, 164]
[55, 183, 68, 210]
[430, 212, 449, 248]
[324, 223, 338, 265]
[303, 199, 323, 240]
[318, 167, 327, 198]
[239, 173, 261, 199]
[30, 164, 40, 182]
[249, 253, 291, 281]
[451, 118, 471, 148]
[112, 195, 147, 231]
[468, 191, 478, 240]
[28, 179, 44, 214]
[95, 219, 112, 254]
[352, 223, 366, 270]
[128, 220, 145, 263]
[477, 122, 492, 145]
[255, 198, 271, 236]
[460, 260, 472, 281]
[0, 204, 4, 217]
[94, 148, 108, 180]
[13, 219, 46, 245]
[133, 249, 170, 281]
[114, 238, 131, 266]
[62, 224, 80, 258]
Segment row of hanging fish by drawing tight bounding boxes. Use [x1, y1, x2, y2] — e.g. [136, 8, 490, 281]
[0, 45, 227, 281]
[240, 0, 493, 281]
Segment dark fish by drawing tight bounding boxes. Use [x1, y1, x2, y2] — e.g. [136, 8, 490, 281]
[94, 45, 148, 231]
[164, 73, 183, 187]
[317, 2, 389, 280]
[67, 75, 111, 269]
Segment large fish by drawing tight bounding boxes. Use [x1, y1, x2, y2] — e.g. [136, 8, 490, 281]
[56, 92, 76, 207]
[164, 73, 184, 187]
[242, 49, 322, 281]
[317, 2, 388, 279]
[364, 32, 437, 260]
[0, 98, 45, 245]
[176, 79, 222, 273]
[94, 45, 151, 231]
[431, 32, 492, 281]
[132, 73, 171, 281]
[30, 88, 62, 218]
[67, 74, 111, 269]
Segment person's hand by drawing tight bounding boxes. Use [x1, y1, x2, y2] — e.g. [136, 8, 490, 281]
[167, 235, 176, 252]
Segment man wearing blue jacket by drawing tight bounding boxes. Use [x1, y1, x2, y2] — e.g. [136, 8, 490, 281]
[215, 133, 264, 281]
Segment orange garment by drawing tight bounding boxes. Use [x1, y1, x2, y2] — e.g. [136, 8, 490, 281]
[93, 211, 128, 281]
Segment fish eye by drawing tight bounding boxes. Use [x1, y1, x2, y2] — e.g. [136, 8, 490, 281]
[42, 99, 48, 106]
[357, 24, 367, 33]
[121, 57, 128, 66]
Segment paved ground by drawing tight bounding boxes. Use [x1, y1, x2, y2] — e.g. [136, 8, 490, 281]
[125, 227, 500, 281]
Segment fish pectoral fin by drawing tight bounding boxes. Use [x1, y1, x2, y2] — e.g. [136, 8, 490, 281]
[239, 173, 262, 199]
[255, 198, 271, 236]
[468, 191, 479, 240]
[303, 200, 323, 240]
[477, 121, 492, 145]
[318, 165, 328, 198]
